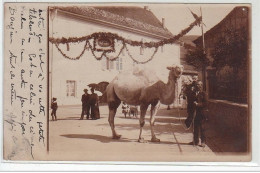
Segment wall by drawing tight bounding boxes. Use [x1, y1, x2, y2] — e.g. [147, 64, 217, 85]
[49, 10, 181, 105]
[205, 99, 249, 152]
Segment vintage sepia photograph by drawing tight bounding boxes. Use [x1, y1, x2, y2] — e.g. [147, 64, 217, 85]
[47, 3, 251, 161]
[3, 2, 252, 164]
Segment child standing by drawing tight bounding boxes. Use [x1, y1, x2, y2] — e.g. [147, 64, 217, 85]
[51, 97, 58, 121]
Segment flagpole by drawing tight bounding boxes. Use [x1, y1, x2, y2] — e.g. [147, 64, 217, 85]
[200, 7, 206, 91]
[201, 7, 205, 53]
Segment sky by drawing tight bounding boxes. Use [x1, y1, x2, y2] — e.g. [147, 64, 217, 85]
[147, 4, 241, 36]
[96, 3, 246, 36]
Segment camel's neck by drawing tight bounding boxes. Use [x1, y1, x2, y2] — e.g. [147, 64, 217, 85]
[159, 75, 177, 105]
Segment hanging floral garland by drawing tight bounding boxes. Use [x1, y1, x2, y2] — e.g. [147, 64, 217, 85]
[49, 16, 201, 63]
[104, 43, 126, 61]
[54, 41, 88, 60]
[125, 44, 158, 64]
[49, 16, 201, 46]
[88, 40, 106, 61]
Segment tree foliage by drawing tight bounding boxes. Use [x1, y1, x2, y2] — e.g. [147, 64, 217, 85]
[184, 47, 210, 70]
[210, 27, 248, 103]
[212, 27, 248, 71]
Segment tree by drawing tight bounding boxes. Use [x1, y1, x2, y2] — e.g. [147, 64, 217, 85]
[184, 47, 210, 70]
[212, 27, 248, 71]
[184, 46, 210, 91]
[211, 27, 248, 103]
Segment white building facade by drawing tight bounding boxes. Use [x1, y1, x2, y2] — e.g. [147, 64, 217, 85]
[49, 6, 181, 106]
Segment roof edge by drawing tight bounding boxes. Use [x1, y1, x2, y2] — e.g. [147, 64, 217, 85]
[57, 9, 171, 40]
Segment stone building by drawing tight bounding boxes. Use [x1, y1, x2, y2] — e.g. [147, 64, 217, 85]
[49, 6, 182, 106]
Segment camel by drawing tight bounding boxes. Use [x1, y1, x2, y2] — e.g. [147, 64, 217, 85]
[106, 64, 183, 142]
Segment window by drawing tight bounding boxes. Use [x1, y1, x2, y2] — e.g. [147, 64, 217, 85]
[116, 57, 123, 71]
[66, 80, 76, 97]
[106, 59, 114, 70]
[161, 45, 164, 53]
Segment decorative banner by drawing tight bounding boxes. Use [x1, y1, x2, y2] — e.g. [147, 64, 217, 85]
[94, 36, 115, 52]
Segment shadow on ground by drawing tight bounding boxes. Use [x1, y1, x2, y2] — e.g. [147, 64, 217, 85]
[60, 134, 135, 143]
[60, 133, 193, 147]
[57, 106, 247, 153]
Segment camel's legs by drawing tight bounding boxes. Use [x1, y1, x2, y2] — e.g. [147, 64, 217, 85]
[138, 104, 149, 143]
[108, 101, 121, 139]
[150, 101, 160, 142]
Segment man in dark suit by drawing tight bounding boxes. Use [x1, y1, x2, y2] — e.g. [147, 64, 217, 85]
[89, 88, 99, 120]
[80, 89, 90, 120]
[192, 81, 208, 147]
[184, 76, 199, 128]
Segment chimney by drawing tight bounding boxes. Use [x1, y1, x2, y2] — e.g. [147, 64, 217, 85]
[162, 18, 165, 29]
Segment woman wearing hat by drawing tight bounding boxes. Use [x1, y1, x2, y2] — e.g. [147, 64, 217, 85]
[89, 88, 100, 120]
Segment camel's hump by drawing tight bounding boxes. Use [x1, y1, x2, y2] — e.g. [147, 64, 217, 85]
[118, 67, 160, 86]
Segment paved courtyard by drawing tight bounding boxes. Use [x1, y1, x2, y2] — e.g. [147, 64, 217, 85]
[46, 104, 247, 162]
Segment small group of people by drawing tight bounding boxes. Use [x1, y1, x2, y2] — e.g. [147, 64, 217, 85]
[80, 87, 100, 120]
[122, 102, 138, 118]
[181, 76, 208, 147]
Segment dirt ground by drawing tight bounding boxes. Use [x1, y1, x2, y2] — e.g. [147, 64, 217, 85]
[46, 105, 248, 162]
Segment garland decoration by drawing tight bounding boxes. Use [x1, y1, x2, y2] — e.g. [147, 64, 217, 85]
[49, 16, 201, 47]
[104, 42, 126, 61]
[88, 40, 106, 61]
[49, 15, 202, 63]
[55, 41, 88, 60]
[125, 44, 158, 64]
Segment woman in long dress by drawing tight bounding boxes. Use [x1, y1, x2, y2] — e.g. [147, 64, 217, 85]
[90, 88, 100, 119]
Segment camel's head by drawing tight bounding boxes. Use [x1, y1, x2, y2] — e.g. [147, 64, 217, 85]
[167, 64, 184, 79]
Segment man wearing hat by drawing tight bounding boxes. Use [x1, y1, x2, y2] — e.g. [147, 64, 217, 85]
[184, 75, 199, 128]
[80, 89, 90, 120]
[191, 81, 208, 147]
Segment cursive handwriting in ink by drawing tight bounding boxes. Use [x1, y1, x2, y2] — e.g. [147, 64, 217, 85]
[21, 111, 26, 122]
[20, 8, 26, 29]
[9, 50, 17, 69]
[21, 69, 28, 88]
[21, 38, 25, 45]
[6, 5, 47, 160]
[29, 8, 37, 32]
[37, 122, 44, 145]
[10, 71, 15, 79]
[30, 84, 36, 105]
[39, 98, 45, 116]
[39, 85, 42, 92]
[30, 125, 35, 160]
[7, 7, 17, 44]
[29, 32, 42, 43]
[11, 83, 16, 105]
[30, 92, 36, 105]
[21, 49, 24, 62]
[18, 122, 26, 135]
[9, 7, 17, 15]
[16, 95, 27, 108]
[38, 9, 45, 28]
[4, 113, 17, 130]
[38, 52, 45, 72]
[29, 110, 36, 122]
